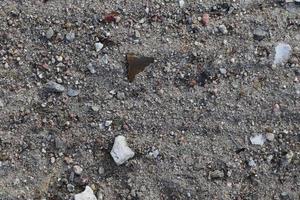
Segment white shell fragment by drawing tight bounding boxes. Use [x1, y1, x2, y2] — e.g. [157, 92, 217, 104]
[110, 135, 135, 165]
[250, 134, 266, 145]
[74, 186, 97, 200]
[274, 43, 292, 65]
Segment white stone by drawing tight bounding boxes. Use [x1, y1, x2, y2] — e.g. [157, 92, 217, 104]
[179, 0, 184, 8]
[74, 186, 97, 200]
[95, 42, 104, 52]
[110, 135, 135, 165]
[250, 134, 266, 145]
[73, 165, 83, 175]
[274, 43, 292, 65]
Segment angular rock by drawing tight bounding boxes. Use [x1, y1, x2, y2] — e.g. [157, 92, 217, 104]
[46, 28, 54, 39]
[253, 28, 268, 41]
[110, 135, 135, 165]
[250, 134, 265, 145]
[66, 32, 75, 42]
[95, 42, 104, 52]
[74, 186, 97, 200]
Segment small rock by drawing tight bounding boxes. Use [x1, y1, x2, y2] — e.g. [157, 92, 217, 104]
[97, 191, 104, 200]
[45, 81, 65, 93]
[66, 32, 75, 42]
[179, 0, 185, 8]
[95, 42, 104, 52]
[0, 99, 4, 108]
[105, 120, 112, 127]
[46, 28, 54, 39]
[110, 135, 135, 165]
[266, 133, 275, 141]
[219, 68, 227, 75]
[67, 89, 80, 97]
[87, 63, 96, 74]
[91, 105, 100, 112]
[218, 25, 228, 34]
[250, 134, 265, 145]
[98, 166, 105, 175]
[274, 43, 292, 65]
[73, 165, 83, 175]
[56, 55, 63, 62]
[253, 28, 268, 41]
[134, 30, 141, 38]
[50, 157, 56, 164]
[116, 92, 125, 100]
[201, 13, 209, 26]
[67, 184, 75, 192]
[248, 158, 256, 167]
[74, 186, 97, 200]
[210, 170, 225, 179]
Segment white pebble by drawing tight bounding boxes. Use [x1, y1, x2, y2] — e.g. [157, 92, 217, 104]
[250, 134, 266, 145]
[74, 186, 97, 200]
[274, 43, 292, 65]
[110, 135, 135, 165]
[95, 42, 104, 52]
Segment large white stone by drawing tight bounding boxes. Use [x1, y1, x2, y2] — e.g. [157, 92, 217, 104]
[274, 43, 292, 65]
[74, 186, 97, 200]
[110, 135, 135, 165]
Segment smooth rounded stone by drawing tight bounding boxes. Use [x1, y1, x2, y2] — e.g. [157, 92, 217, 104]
[110, 135, 135, 165]
[253, 28, 268, 41]
[74, 186, 97, 200]
[274, 43, 292, 65]
[73, 165, 83, 175]
[46, 27, 54, 39]
[67, 89, 80, 97]
[45, 81, 65, 93]
[66, 32, 75, 42]
[95, 42, 104, 52]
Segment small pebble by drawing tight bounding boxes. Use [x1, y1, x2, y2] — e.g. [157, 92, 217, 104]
[218, 25, 228, 34]
[250, 134, 265, 145]
[95, 42, 104, 52]
[74, 186, 97, 200]
[266, 133, 275, 141]
[179, 0, 185, 8]
[219, 68, 227, 75]
[248, 158, 256, 167]
[202, 13, 209, 26]
[46, 27, 54, 39]
[67, 184, 75, 192]
[67, 89, 80, 97]
[87, 63, 96, 74]
[45, 81, 65, 93]
[98, 166, 105, 175]
[253, 28, 268, 41]
[66, 32, 75, 42]
[73, 165, 83, 175]
[110, 135, 135, 165]
[210, 170, 225, 179]
[105, 120, 112, 127]
[116, 92, 125, 100]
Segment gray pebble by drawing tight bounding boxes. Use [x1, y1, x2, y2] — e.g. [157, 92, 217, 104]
[219, 68, 227, 75]
[45, 81, 65, 93]
[218, 25, 228, 34]
[87, 63, 96, 74]
[66, 32, 75, 42]
[98, 166, 105, 175]
[67, 89, 80, 97]
[67, 184, 75, 192]
[46, 28, 54, 39]
[116, 92, 125, 100]
[253, 28, 268, 41]
[210, 170, 225, 179]
[266, 133, 275, 141]
[95, 42, 104, 52]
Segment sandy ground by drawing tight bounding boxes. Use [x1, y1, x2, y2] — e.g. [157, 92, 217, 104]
[0, 0, 299, 199]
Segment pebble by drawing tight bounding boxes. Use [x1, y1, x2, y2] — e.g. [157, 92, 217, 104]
[46, 27, 54, 39]
[0, 99, 4, 108]
[253, 28, 268, 41]
[91, 105, 100, 112]
[116, 92, 125, 100]
[179, 0, 185, 8]
[210, 170, 225, 179]
[74, 186, 97, 200]
[67, 89, 80, 97]
[73, 165, 83, 175]
[110, 135, 135, 165]
[45, 81, 65, 93]
[104, 120, 112, 127]
[87, 63, 96, 74]
[67, 184, 75, 192]
[66, 32, 75, 42]
[248, 158, 256, 167]
[201, 13, 209, 26]
[98, 166, 105, 175]
[134, 30, 141, 38]
[274, 43, 292, 65]
[218, 25, 228, 34]
[219, 68, 227, 75]
[95, 42, 104, 52]
[250, 134, 265, 145]
[266, 133, 275, 141]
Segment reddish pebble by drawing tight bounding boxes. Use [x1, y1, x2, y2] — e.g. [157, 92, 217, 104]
[202, 13, 209, 26]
